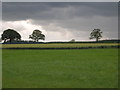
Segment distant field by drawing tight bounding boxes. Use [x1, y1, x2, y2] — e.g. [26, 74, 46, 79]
[2, 43, 119, 48]
[2, 49, 118, 88]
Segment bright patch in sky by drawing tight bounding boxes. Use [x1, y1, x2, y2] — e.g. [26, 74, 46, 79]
[2, 20, 46, 40]
[2, 20, 76, 41]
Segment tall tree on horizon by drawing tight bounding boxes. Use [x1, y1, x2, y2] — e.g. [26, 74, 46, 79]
[89, 29, 102, 42]
[29, 29, 45, 42]
[1, 29, 21, 43]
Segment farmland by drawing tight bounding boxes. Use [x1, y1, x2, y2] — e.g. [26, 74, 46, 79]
[2, 48, 118, 88]
[2, 43, 119, 49]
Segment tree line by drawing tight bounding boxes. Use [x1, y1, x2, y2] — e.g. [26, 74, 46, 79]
[1, 29, 45, 43]
[0, 28, 102, 43]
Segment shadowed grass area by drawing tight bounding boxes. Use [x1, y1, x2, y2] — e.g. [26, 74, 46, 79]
[2, 49, 118, 88]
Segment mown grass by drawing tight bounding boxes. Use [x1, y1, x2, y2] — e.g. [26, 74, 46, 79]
[2, 43, 119, 48]
[2, 49, 118, 88]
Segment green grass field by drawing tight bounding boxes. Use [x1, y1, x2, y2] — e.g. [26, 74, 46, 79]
[2, 48, 118, 88]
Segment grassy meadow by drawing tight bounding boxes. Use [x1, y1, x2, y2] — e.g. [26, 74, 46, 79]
[2, 48, 118, 88]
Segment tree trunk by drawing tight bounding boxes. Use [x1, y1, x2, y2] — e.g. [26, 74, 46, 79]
[4, 39, 7, 43]
[10, 39, 12, 42]
[36, 39, 38, 42]
[96, 38, 98, 42]
[10, 39, 14, 42]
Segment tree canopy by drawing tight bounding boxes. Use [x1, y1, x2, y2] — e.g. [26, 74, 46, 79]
[1, 29, 21, 43]
[29, 29, 45, 42]
[89, 29, 102, 42]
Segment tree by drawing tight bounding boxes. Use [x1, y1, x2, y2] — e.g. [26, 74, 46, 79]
[69, 39, 75, 42]
[29, 29, 45, 42]
[89, 29, 102, 42]
[1, 29, 21, 43]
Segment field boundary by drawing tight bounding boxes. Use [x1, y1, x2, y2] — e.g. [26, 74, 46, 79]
[1, 45, 119, 50]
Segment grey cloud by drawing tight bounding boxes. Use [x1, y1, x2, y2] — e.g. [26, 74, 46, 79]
[2, 2, 118, 21]
[2, 0, 120, 2]
[2, 2, 118, 40]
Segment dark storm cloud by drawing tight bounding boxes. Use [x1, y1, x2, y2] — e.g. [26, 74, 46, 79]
[2, 2, 118, 21]
[2, 2, 118, 40]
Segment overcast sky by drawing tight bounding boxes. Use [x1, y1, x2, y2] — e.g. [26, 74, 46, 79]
[1, 2, 118, 41]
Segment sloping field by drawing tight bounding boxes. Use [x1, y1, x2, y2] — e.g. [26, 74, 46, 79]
[2, 49, 118, 88]
[1, 43, 119, 49]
